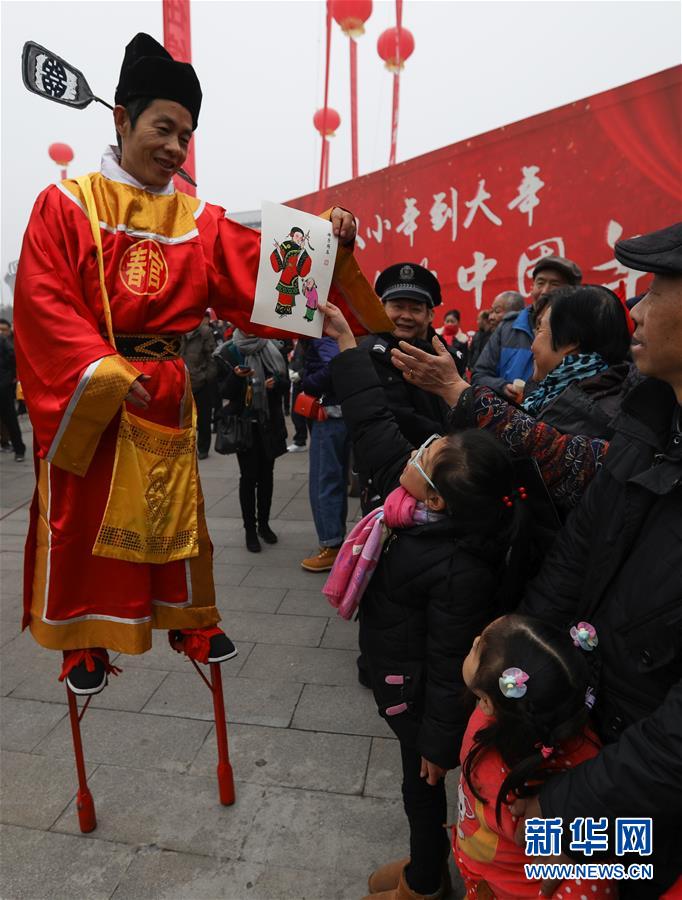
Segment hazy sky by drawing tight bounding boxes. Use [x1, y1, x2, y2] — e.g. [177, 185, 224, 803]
[1, 0, 680, 302]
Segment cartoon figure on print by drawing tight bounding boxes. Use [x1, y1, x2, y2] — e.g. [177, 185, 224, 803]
[302, 277, 319, 322]
[270, 226, 313, 317]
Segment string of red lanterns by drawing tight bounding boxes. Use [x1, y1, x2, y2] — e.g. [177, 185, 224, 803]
[377, 1, 415, 167]
[313, 0, 414, 186]
[330, 0, 373, 179]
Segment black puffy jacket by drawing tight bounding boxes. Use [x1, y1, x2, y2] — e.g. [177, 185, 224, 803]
[521, 378, 682, 896]
[331, 347, 505, 768]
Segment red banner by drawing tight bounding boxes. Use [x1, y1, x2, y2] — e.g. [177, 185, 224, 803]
[289, 67, 682, 331]
[163, 0, 196, 195]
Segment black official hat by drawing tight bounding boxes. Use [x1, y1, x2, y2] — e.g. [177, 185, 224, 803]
[375, 263, 442, 308]
[115, 33, 202, 129]
[532, 255, 582, 285]
[614, 222, 682, 276]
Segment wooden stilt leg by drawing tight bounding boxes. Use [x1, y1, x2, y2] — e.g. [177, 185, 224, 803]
[65, 685, 97, 832]
[210, 662, 235, 805]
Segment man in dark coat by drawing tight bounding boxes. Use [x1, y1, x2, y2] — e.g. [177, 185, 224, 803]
[516, 222, 682, 898]
[0, 318, 25, 462]
[357, 263, 462, 512]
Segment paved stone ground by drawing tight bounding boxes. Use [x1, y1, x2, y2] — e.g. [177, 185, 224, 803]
[0, 416, 464, 900]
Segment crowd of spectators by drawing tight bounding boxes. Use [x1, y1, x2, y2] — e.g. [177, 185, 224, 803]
[254, 224, 682, 900]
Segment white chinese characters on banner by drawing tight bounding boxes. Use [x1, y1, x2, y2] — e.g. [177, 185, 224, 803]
[396, 198, 420, 247]
[457, 252, 498, 309]
[463, 179, 503, 230]
[508, 166, 545, 226]
[593, 220, 645, 297]
[517, 237, 566, 296]
[367, 214, 392, 244]
[429, 189, 458, 241]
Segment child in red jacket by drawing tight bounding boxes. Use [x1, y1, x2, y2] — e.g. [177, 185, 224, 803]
[455, 614, 615, 899]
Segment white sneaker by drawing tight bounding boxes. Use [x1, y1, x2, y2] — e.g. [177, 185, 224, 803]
[287, 443, 307, 453]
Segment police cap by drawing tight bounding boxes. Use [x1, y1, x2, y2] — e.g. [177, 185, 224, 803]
[374, 263, 442, 308]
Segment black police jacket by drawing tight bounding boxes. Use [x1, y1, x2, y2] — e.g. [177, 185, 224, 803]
[356, 329, 459, 510]
[521, 378, 682, 896]
[331, 347, 505, 768]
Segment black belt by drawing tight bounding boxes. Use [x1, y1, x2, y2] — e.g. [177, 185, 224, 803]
[114, 334, 182, 361]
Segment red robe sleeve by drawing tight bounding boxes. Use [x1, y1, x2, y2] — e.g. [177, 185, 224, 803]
[13, 187, 140, 475]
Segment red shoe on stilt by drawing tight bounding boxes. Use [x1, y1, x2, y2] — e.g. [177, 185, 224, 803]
[59, 648, 121, 696]
[168, 626, 238, 664]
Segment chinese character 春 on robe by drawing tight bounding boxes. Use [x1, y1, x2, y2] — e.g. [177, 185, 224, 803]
[14, 163, 389, 655]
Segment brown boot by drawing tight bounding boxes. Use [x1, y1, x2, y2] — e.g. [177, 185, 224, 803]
[300, 546, 340, 572]
[367, 857, 410, 894]
[364, 865, 450, 900]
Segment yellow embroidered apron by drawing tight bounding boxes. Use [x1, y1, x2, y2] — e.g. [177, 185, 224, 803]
[76, 176, 199, 565]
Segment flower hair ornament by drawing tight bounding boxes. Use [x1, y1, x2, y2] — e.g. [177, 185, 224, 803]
[499, 667, 529, 699]
[570, 621, 598, 652]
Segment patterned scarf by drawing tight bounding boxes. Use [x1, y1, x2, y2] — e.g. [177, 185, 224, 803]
[323, 485, 446, 621]
[232, 330, 286, 415]
[522, 353, 609, 418]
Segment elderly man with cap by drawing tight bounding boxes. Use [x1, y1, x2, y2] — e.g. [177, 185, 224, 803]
[356, 263, 462, 512]
[12, 33, 361, 695]
[393, 222, 682, 897]
[473, 256, 582, 400]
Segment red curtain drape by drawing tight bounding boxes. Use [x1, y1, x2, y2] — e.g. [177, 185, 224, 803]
[593, 73, 682, 203]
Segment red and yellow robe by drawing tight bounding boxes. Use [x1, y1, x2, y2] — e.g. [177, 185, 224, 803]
[14, 163, 391, 656]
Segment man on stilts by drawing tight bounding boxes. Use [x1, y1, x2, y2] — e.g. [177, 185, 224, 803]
[13, 33, 363, 826]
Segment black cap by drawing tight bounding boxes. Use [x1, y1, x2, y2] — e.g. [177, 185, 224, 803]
[532, 255, 582, 285]
[375, 263, 442, 308]
[115, 33, 202, 129]
[614, 222, 682, 276]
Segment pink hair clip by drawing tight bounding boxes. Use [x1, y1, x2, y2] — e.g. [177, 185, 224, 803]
[499, 667, 529, 699]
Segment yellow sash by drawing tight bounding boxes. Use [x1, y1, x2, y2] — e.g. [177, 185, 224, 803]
[76, 175, 199, 564]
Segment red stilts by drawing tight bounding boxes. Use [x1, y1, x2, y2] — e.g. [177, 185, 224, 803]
[210, 662, 235, 805]
[65, 685, 97, 833]
[189, 658, 236, 805]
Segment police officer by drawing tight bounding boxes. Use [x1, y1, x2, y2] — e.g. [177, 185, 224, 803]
[355, 263, 462, 513]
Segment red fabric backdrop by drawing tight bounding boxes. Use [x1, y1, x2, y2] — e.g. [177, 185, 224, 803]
[288, 66, 682, 331]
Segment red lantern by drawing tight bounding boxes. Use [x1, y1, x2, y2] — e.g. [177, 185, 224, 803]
[330, 0, 372, 38]
[377, 26, 415, 72]
[48, 142, 74, 167]
[313, 107, 341, 137]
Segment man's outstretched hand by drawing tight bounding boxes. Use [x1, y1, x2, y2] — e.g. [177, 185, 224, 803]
[330, 208, 356, 245]
[391, 336, 468, 406]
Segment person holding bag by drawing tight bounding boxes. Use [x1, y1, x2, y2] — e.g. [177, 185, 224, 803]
[216, 330, 288, 553]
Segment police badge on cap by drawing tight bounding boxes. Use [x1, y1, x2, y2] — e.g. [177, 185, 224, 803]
[375, 263, 442, 308]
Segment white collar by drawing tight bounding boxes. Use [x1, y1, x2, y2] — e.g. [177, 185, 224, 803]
[100, 145, 175, 195]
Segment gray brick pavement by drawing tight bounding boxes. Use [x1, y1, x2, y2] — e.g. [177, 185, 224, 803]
[0, 416, 463, 898]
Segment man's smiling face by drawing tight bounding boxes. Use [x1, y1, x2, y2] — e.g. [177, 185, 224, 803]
[115, 98, 193, 187]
